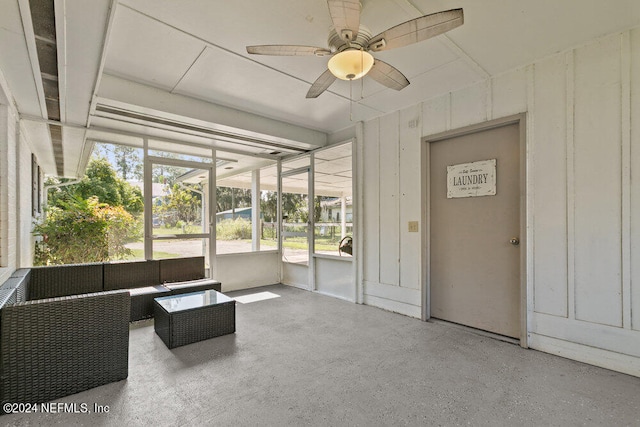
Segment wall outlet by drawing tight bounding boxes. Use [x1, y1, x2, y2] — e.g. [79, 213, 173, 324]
[408, 221, 419, 232]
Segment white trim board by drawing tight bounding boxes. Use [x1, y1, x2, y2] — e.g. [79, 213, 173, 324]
[529, 333, 640, 377]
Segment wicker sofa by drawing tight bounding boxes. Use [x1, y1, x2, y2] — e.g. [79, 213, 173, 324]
[0, 256, 221, 413]
[26, 256, 222, 321]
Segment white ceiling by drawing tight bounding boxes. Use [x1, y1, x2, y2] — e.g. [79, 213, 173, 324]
[1, 0, 639, 177]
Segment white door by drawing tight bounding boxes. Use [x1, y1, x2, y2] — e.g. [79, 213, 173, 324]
[280, 165, 312, 289]
[145, 157, 214, 273]
[429, 122, 521, 339]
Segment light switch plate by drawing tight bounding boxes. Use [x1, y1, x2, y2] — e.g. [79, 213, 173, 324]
[408, 221, 419, 232]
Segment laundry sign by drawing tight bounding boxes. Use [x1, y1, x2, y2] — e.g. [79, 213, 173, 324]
[447, 159, 496, 198]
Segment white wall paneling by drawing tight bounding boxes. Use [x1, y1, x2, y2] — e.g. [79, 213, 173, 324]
[314, 256, 354, 302]
[528, 333, 640, 378]
[631, 28, 640, 332]
[491, 68, 527, 120]
[362, 118, 380, 284]
[378, 112, 400, 286]
[355, 123, 364, 304]
[621, 32, 632, 330]
[360, 27, 640, 375]
[565, 52, 576, 322]
[532, 54, 569, 318]
[216, 252, 280, 292]
[282, 262, 309, 289]
[573, 34, 623, 327]
[450, 82, 488, 129]
[398, 105, 422, 290]
[363, 281, 421, 318]
[421, 94, 449, 136]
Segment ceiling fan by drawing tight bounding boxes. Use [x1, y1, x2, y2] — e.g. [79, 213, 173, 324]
[246, 1, 463, 98]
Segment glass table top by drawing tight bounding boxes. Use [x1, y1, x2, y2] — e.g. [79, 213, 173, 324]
[155, 290, 233, 313]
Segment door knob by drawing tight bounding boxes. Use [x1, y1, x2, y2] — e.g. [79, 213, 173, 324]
[509, 237, 520, 246]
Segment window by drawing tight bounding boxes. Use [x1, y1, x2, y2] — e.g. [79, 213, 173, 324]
[36, 142, 145, 265]
[216, 153, 277, 255]
[32, 154, 41, 217]
[280, 156, 311, 264]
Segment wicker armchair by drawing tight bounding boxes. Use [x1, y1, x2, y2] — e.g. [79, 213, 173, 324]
[0, 290, 130, 411]
[0, 256, 222, 409]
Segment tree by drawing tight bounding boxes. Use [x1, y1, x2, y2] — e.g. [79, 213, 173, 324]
[216, 186, 251, 213]
[282, 193, 306, 222]
[259, 191, 308, 223]
[93, 143, 143, 180]
[166, 184, 202, 224]
[112, 145, 143, 180]
[76, 158, 123, 207]
[260, 191, 278, 222]
[151, 151, 184, 185]
[47, 158, 143, 215]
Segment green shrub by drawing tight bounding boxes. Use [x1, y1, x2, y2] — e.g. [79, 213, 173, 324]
[262, 223, 277, 240]
[34, 196, 140, 265]
[217, 218, 251, 240]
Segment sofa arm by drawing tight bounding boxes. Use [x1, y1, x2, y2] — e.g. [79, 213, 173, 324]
[0, 290, 130, 409]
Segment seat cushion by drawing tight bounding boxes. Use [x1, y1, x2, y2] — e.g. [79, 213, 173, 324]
[128, 285, 170, 296]
[129, 285, 171, 322]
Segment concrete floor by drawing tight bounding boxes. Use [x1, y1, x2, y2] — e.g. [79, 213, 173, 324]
[3, 284, 640, 426]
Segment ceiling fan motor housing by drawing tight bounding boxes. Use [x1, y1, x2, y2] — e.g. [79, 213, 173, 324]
[245, 5, 463, 98]
[328, 24, 372, 53]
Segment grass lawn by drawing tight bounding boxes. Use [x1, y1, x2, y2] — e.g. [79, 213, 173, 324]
[258, 238, 339, 252]
[152, 225, 203, 235]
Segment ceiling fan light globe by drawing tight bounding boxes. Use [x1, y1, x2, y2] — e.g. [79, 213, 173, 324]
[328, 50, 374, 80]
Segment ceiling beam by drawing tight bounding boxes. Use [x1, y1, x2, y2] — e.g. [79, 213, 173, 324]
[86, 125, 282, 160]
[17, 0, 48, 118]
[54, 0, 67, 123]
[97, 74, 328, 149]
[86, 0, 119, 127]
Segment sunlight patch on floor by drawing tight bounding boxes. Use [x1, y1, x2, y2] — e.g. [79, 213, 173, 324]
[233, 291, 281, 304]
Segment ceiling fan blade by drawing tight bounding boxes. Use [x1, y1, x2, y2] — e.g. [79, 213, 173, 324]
[327, 0, 361, 42]
[246, 45, 332, 56]
[306, 69, 337, 98]
[368, 8, 463, 52]
[367, 60, 409, 91]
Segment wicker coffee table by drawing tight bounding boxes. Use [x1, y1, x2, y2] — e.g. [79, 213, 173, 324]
[153, 289, 235, 349]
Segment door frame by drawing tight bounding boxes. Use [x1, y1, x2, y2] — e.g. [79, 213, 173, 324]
[144, 155, 216, 277]
[421, 113, 528, 347]
[280, 164, 313, 290]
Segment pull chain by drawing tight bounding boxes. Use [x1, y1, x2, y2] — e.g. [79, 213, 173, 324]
[360, 48, 364, 102]
[361, 64, 364, 100]
[349, 49, 367, 121]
